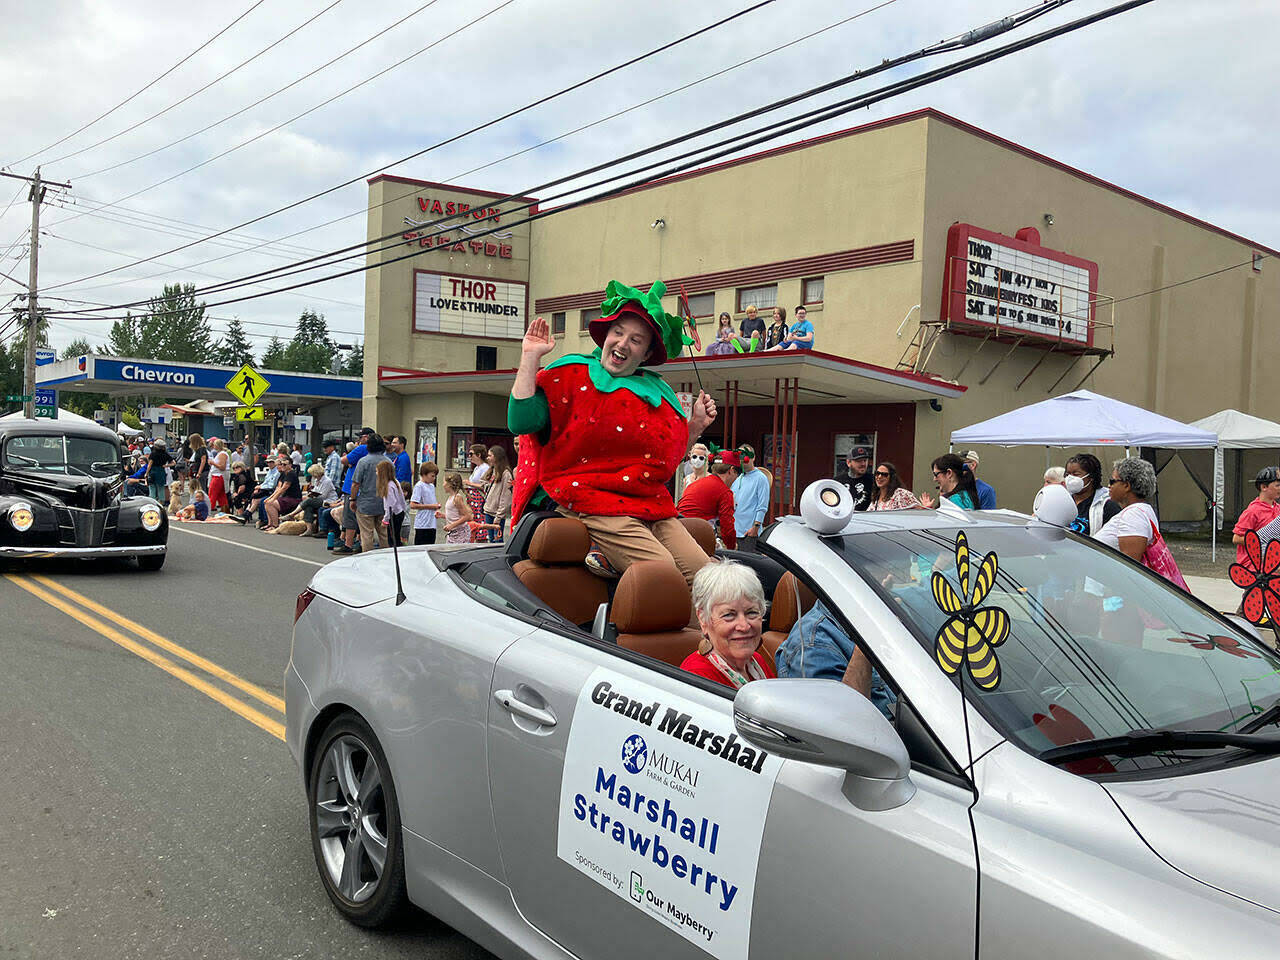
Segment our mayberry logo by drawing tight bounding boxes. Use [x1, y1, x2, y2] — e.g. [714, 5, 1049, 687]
[621, 734, 648, 774]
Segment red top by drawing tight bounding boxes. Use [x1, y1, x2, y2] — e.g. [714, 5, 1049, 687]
[512, 363, 688, 523]
[1233, 498, 1280, 567]
[676, 474, 737, 549]
[679, 650, 775, 688]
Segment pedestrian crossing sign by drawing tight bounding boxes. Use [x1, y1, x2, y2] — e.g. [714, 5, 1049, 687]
[225, 363, 271, 405]
[235, 405, 266, 422]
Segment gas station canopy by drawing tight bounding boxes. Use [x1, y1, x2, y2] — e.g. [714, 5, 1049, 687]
[37, 355, 361, 404]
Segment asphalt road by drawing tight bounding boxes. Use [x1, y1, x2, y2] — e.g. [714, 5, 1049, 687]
[0, 522, 496, 960]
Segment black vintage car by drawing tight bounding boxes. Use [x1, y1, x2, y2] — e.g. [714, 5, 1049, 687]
[0, 418, 167, 569]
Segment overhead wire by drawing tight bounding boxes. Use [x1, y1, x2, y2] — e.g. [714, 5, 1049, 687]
[48, 0, 1153, 319]
[1101, 253, 1270, 306]
[54, 0, 507, 201]
[43, 0, 783, 290]
[47, 198, 336, 266]
[54, 0, 900, 300]
[5, 0, 271, 168]
[58, 0, 448, 182]
[57, 194, 324, 255]
[40, 230, 363, 310]
[53, 0, 1087, 310]
[40, 0, 347, 169]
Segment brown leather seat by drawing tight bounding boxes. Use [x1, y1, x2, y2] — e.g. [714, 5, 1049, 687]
[759, 571, 817, 671]
[679, 516, 717, 557]
[513, 518, 609, 626]
[613, 560, 701, 667]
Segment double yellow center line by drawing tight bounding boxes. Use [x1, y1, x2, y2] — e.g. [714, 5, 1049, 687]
[6, 574, 285, 741]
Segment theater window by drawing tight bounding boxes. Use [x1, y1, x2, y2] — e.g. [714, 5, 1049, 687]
[686, 292, 715, 318]
[475, 345, 497, 371]
[580, 309, 596, 332]
[551, 312, 566, 335]
[803, 277, 825, 305]
[737, 284, 777, 313]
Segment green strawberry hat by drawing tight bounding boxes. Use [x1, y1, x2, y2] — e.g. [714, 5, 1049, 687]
[589, 279, 692, 367]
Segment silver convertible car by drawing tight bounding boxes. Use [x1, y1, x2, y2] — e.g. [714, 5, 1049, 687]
[286, 484, 1280, 959]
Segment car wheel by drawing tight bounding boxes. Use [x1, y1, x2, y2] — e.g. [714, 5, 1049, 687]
[136, 553, 166, 571]
[308, 713, 408, 927]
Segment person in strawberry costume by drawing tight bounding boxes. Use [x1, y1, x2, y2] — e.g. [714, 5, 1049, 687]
[509, 279, 718, 586]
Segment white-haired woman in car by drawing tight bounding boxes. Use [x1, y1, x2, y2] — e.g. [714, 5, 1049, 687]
[681, 561, 775, 688]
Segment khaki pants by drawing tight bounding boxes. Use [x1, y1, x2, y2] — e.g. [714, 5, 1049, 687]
[356, 511, 385, 550]
[557, 509, 710, 587]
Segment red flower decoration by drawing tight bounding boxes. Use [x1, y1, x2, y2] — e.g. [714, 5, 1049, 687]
[1167, 633, 1260, 659]
[1228, 530, 1280, 625]
[1032, 704, 1115, 775]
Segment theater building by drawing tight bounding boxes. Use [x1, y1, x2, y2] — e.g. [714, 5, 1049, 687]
[363, 108, 1277, 521]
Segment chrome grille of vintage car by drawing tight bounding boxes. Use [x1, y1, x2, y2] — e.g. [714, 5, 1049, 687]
[54, 505, 120, 546]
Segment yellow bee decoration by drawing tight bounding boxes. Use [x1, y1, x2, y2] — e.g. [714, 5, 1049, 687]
[930, 531, 1011, 691]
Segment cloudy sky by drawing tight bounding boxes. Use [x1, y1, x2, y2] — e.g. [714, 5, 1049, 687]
[0, 0, 1274, 357]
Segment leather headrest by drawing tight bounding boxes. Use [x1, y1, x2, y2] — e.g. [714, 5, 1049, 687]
[679, 517, 716, 557]
[527, 518, 592, 565]
[770, 572, 816, 631]
[613, 561, 692, 633]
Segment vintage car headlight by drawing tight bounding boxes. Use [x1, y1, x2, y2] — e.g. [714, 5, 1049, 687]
[8, 502, 34, 532]
[140, 507, 163, 531]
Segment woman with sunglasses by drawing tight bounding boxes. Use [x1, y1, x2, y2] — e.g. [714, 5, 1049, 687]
[919, 453, 978, 510]
[867, 462, 920, 511]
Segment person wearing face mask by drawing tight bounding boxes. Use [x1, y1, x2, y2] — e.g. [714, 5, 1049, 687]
[675, 442, 710, 502]
[508, 280, 718, 588]
[1063, 453, 1119, 535]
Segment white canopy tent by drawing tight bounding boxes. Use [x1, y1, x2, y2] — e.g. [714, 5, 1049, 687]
[1187, 410, 1280, 531]
[950, 390, 1220, 449]
[950, 389, 1221, 556]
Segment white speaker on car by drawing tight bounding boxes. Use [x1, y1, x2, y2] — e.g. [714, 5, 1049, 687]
[800, 479, 855, 534]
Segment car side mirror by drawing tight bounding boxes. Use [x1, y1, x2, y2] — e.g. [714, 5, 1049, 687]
[733, 679, 915, 811]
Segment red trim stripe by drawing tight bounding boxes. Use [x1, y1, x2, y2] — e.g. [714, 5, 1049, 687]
[534, 240, 913, 314]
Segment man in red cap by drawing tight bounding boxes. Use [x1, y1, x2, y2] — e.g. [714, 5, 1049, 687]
[509, 280, 717, 585]
[677, 451, 738, 549]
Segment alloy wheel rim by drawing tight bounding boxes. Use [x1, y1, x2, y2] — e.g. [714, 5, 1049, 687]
[314, 734, 389, 903]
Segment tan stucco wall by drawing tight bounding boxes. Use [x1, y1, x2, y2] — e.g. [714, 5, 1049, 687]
[914, 116, 1277, 521]
[528, 117, 930, 362]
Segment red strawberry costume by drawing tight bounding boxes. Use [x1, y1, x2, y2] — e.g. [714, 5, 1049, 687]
[510, 360, 688, 523]
[508, 279, 715, 591]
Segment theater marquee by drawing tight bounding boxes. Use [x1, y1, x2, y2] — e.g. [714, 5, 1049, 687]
[941, 223, 1099, 346]
[413, 269, 527, 340]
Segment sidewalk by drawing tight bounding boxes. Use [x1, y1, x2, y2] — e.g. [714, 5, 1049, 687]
[1184, 575, 1239, 613]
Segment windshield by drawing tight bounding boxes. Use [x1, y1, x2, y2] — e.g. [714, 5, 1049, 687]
[4, 434, 122, 478]
[832, 523, 1280, 774]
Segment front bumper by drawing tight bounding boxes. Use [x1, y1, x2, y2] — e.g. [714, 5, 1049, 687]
[0, 543, 166, 560]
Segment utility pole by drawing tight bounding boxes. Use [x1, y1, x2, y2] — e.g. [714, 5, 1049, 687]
[1, 168, 70, 419]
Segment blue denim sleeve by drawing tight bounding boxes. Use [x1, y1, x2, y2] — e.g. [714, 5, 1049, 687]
[775, 637, 849, 681]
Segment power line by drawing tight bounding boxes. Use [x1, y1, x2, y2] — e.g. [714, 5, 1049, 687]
[58, 0, 482, 193]
[50, 0, 1148, 320]
[65, 0, 1082, 309]
[54, 0, 899, 301]
[41, 0, 347, 169]
[47, 198, 338, 267]
[40, 230, 363, 311]
[62, 193, 324, 254]
[59, 0, 447, 182]
[5, 0, 271, 168]
[43, 0, 781, 291]
[38, 294, 363, 337]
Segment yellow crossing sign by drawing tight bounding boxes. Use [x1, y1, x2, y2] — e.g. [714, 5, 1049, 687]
[225, 363, 271, 405]
[235, 405, 266, 422]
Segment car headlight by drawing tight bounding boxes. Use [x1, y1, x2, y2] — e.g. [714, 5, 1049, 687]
[140, 507, 163, 532]
[8, 502, 34, 533]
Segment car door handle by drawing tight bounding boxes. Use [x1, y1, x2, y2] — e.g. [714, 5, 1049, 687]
[494, 689, 557, 727]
